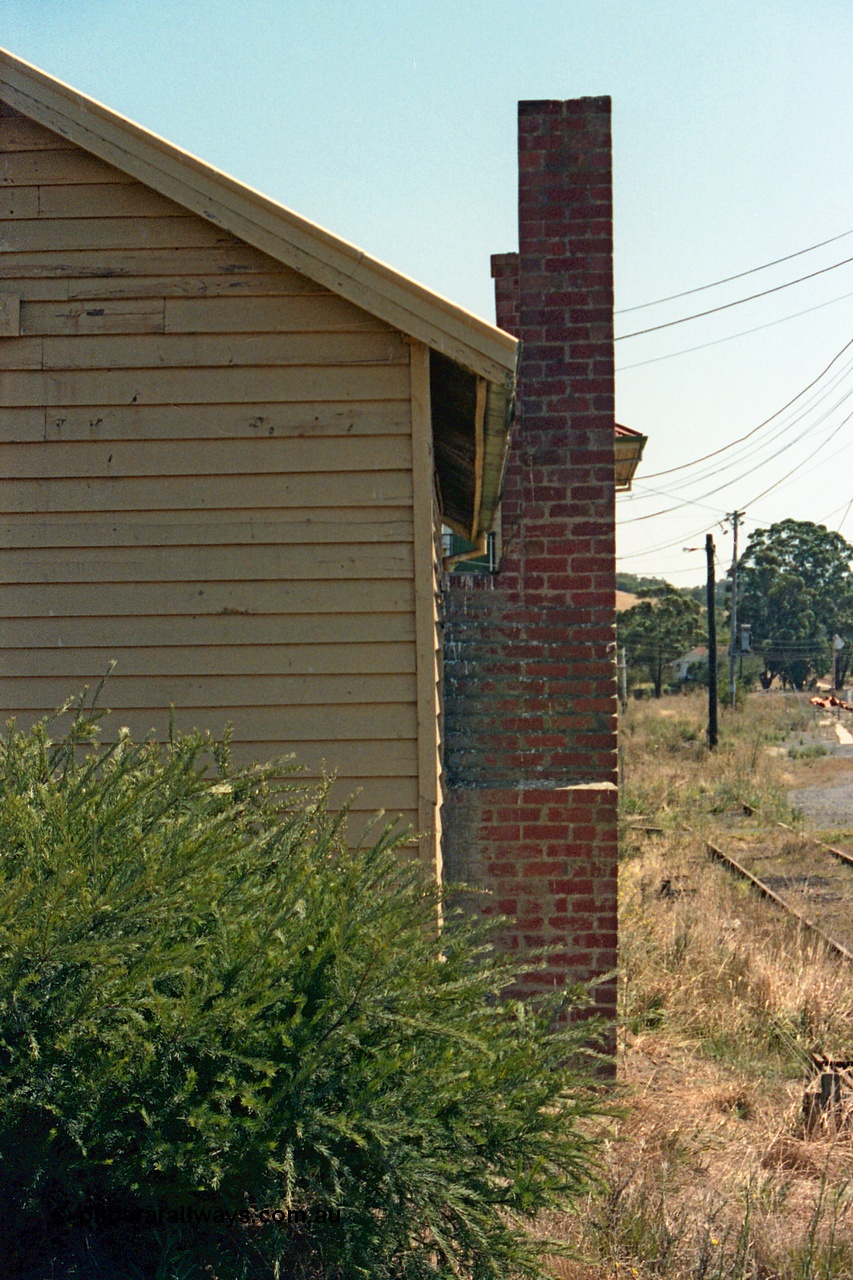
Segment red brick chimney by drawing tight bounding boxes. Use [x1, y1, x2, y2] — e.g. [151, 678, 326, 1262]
[442, 98, 618, 1028]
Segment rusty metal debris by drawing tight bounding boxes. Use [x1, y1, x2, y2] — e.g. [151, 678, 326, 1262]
[802, 1053, 853, 1135]
[810, 694, 853, 711]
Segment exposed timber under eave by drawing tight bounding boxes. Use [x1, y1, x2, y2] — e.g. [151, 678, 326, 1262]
[429, 353, 514, 541]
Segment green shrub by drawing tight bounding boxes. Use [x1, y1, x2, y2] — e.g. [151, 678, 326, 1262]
[0, 703, 608, 1279]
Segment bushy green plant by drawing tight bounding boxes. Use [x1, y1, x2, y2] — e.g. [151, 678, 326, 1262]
[0, 702, 608, 1279]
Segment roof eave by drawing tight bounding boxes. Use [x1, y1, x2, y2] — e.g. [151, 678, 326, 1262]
[615, 425, 647, 492]
[475, 368, 516, 541]
[0, 46, 518, 390]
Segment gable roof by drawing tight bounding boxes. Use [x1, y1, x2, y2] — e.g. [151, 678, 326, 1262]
[0, 47, 518, 540]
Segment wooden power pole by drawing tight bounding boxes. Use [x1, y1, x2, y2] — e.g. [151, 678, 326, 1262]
[706, 533, 718, 748]
[728, 510, 743, 709]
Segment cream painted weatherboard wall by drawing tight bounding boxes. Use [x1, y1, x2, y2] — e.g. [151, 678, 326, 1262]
[0, 103, 430, 850]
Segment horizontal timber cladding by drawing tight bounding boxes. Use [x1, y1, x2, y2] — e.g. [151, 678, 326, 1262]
[2, 437, 412, 478]
[0, 615, 416, 648]
[0, 114, 76, 150]
[0, 246, 286, 278]
[0, 403, 412, 441]
[0, 700, 416, 742]
[0, 473, 412, 512]
[0, 271, 329, 301]
[12, 330, 409, 368]
[0, 108, 422, 824]
[5, 717, 415, 779]
[22, 300, 168, 336]
[1, 189, 37, 219]
[16, 293, 382, 336]
[0, 149, 136, 186]
[236, 774, 418, 815]
[0, 545, 414, 582]
[37, 185, 187, 218]
[0, 581, 412, 619]
[0, 216, 241, 252]
[0, 579, 413, 616]
[0, 673, 416, 705]
[0, 511, 415, 547]
[0, 366, 410, 405]
[3, 646, 415, 680]
[163, 295, 385, 333]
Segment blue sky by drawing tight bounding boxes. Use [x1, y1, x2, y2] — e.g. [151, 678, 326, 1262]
[4, 1, 853, 584]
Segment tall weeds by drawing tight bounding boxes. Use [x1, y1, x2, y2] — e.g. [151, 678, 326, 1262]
[554, 691, 853, 1279]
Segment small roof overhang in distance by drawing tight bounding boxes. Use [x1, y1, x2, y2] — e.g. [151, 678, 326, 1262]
[615, 423, 647, 491]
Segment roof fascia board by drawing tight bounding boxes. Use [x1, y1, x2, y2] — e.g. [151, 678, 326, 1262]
[0, 49, 517, 388]
[614, 430, 647, 491]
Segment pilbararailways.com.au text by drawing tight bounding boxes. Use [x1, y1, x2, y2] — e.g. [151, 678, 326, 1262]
[48, 1201, 341, 1231]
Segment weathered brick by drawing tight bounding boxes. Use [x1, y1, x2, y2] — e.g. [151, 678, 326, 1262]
[442, 98, 618, 1047]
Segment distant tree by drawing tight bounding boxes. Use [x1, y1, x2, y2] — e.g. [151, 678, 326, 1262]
[736, 519, 853, 689]
[615, 572, 671, 594]
[683, 579, 729, 610]
[618, 585, 702, 697]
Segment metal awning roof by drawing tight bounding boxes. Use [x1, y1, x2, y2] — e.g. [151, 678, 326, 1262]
[615, 423, 647, 491]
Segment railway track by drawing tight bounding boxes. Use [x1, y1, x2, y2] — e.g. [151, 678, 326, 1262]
[625, 796, 853, 963]
[703, 819, 853, 1131]
[706, 838, 853, 964]
[787, 826, 853, 872]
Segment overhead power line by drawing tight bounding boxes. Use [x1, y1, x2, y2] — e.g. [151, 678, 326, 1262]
[616, 227, 853, 315]
[617, 409, 853, 559]
[816, 498, 853, 525]
[620, 482, 728, 523]
[619, 390, 853, 525]
[616, 254, 853, 341]
[617, 287, 853, 373]
[617, 518, 726, 562]
[839, 497, 853, 534]
[742, 407, 853, 510]
[639, 335, 853, 480]
[616, 312, 853, 568]
[639, 370, 853, 499]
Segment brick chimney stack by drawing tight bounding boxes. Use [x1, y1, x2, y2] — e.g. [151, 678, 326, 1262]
[442, 98, 618, 1027]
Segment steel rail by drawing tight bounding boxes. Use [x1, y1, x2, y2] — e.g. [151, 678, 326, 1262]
[739, 803, 853, 871]
[824, 842, 853, 870]
[774, 817, 853, 870]
[706, 839, 853, 965]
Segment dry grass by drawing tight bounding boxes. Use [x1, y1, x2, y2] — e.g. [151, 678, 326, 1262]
[550, 691, 853, 1279]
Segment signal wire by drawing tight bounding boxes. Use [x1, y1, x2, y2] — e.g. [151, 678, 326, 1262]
[640, 372, 853, 500]
[618, 384, 853, 523]
[639, 335, 853, 480]
[620, 483, 728, 521]
[616, 287, 853, 373]
[838, 497, 853, 534]
[618, 405, 853, 561]
[742, 407, 853, 509]
[616, 227, 853, 314]
[618, 529, 718, 562]
[616, 254, 853, 341]
[614, 394, 850, 524]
